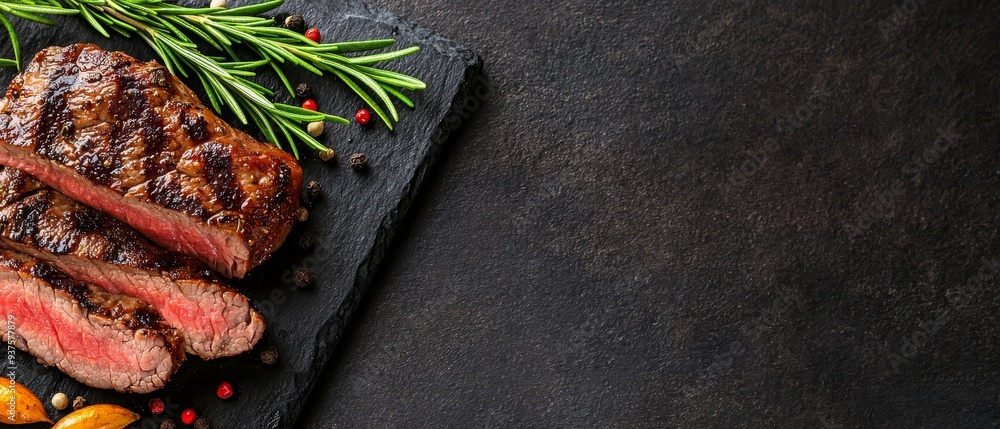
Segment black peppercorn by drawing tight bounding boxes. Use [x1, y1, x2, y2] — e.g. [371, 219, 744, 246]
[152, 68, 169, 88]
[284, 14, 306, 33]
[299, 232, 315, 250]
[295, 82, 312, 98]
[261, 346, 279, 365]
[160, 419, 177, 429]
[72, 396, 87, 410]
[194, 417, 211, 429]
[349, 153, 368, 171]
[292, 267, 313, 288]
[306, 180, 322, 200]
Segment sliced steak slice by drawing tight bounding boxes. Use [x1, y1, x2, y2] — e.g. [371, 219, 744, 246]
[0, 165, 265, 359]
[0, 43, 302, 278]
[0, 250, 183, 393]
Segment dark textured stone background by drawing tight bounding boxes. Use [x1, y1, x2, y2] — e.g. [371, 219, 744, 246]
[299, 1, 1000, 428]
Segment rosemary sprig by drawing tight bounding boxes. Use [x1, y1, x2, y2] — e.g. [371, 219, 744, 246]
[0, 0, 78, 69]
[0, 0, 426, 156]
[77, 1, 347, 155]
[106, 0, 425, 130]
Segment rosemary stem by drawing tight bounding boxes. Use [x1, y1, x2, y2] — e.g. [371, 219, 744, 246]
[100, 5, 143, 30]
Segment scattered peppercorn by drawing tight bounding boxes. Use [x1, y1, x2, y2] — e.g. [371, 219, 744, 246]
[160, 419, 177, 429]
[209, 0, 226, 8]
[292, 267, 313, 288]
[152, 69, 170, 88]
[349, 153, 368, 171]
[181, 409, 197, 425]
[194, 416, 211, 429]
[306, 181, 322, 200]
[51, 393, 69, 410]
[284, 14, 305, 33]
[297, 207, 309, 222]
[72, 396, 87, 411]
[261, 346, 279, 365]
[149, 398, 165, 415]
[305, 27, 321, 43]
[319, 148, 336, 162]
[294, 82, 312, 98]
[354, 108, 371, 125]
[307, 121, 325, 137]
[299, 232, 315, 250]
[301, 99, 317, 111]
[217, 382, 234, 400]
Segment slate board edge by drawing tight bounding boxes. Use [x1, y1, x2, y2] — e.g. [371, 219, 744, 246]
[287, 60, 485, 429]
[281, 15, 485, 429]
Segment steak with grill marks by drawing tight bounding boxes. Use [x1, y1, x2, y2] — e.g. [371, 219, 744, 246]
[0, 250, 183, 393]
[0, 165, 265, 359]
[0, 44, 302, 278]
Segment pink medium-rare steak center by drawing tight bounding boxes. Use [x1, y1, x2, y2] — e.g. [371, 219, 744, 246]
[0, 250, 183, 393]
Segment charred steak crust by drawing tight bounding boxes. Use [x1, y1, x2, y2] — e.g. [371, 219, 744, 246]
[0, 165, 266, 359]
[0, 250, 183, 393]
[0, 44, 302, 278]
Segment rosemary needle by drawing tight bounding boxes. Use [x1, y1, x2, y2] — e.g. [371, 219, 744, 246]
[0, 0, 78, 69]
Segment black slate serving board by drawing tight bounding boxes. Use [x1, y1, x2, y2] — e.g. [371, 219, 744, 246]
[0, 0, 482, 427]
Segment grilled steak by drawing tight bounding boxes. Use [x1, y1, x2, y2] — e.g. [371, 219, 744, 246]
[0, 250, 183, 393]
[0, 165, 265, 359]
[0, 44, 302, 278]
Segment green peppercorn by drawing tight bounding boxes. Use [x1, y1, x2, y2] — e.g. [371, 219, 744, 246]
[307, 121, 324, 137]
